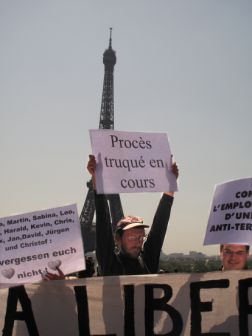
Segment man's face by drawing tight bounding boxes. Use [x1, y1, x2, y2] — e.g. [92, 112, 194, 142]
[117, 227, 146, 259]
[220, 244, 249, 270]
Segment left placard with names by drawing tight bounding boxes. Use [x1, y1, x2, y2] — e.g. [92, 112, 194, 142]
[0, 204, 85, 285]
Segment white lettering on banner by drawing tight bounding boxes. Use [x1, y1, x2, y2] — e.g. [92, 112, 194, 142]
[0, 272, 252, 335]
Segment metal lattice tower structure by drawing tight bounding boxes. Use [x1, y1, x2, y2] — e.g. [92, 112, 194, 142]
[79, 29, 124, 253]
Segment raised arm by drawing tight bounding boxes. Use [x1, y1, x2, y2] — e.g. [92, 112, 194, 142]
[87, 154, 116, 275]
[143, 159, 179, 272]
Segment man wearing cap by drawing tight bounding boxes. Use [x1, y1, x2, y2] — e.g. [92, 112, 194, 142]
[87, 154, 179, 276]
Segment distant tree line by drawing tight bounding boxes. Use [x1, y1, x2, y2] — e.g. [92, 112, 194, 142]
[159, 256, 252, 273]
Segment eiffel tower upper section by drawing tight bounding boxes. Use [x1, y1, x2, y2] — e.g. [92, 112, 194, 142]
[99, 28, 116, 130]
[79, 29, 124, 253]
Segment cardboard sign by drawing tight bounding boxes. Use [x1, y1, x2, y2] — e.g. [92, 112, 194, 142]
[89, 129, 178, 194]
[204, 177, 252, 245]
[1, 271, 252, 335]
[0, 204, 85, 285]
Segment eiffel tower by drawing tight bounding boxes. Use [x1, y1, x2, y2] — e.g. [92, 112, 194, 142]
[79, 29, 124, 253]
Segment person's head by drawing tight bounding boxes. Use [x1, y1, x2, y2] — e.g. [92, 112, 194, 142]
[114, 216, 149, 259]
[220, 244, 250, 271]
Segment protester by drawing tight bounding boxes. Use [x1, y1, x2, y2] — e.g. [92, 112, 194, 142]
[220, 244, 250, 271]
[87, 154, 179, 276]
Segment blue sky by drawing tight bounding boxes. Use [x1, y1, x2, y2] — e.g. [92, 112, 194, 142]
[1, 0, 251, 255]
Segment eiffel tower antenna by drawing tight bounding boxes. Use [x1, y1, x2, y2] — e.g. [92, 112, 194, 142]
[79, 29, 124, 253]
[109, 27, 112, 47]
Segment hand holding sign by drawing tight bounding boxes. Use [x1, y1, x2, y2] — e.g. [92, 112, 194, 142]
[48, 260, 62, 271]
[42, 266, 65, 281]
[87, 154, 97, 189]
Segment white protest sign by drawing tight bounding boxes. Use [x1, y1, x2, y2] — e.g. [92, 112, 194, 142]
[0, 204, 85, 285]
[204, 177, 252, 245]
[89, 129, 178, 194]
